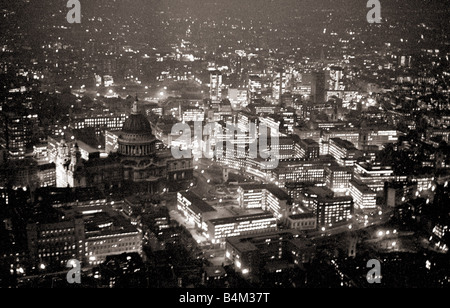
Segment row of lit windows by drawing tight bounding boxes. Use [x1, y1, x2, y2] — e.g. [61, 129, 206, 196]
[215, 224, 276, 238]
[215, 221, 275, 233]
[38, 237, 74, 243]
[38, 245, 75, 252]
[291, 220, 315, 227]
[38, 251, 74, 258]
[40, 229, 75, 237]
[88, 241, 138, 252]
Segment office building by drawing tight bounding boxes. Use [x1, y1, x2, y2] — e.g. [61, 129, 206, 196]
[70, 112, 127, 136]
[177, 191, 216, 230]
[321, 129, 360, 153]
[359, 128, 400, 150]
[26, 217, 86, 267]
[237, 183, 291, 220]
[328, 138, 360, 167]
[270, 158, 334, 187]
[298, 139, 320, 160]
[225, 230, 315, 276]
[354, 162, 395, 192]
[27, 187, 143, 267]
[325, 165, 353, 194]
[0, 110, 35, 160]
[210, 70, 223, 102]
[105, 130, 121, 154]
[177, 191, 277, 244]
[311, 71, 326, 104]
[349, 179, 377, 211]
[248, 75, 262, 103]
[315, 196, 353, 227]
[206, 213, 277, 244]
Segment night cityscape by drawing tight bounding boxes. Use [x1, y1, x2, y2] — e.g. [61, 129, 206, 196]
[1, 0, 449, 293]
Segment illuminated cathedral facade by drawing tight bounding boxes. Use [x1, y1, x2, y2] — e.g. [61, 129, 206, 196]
[54, 97, 194, 193]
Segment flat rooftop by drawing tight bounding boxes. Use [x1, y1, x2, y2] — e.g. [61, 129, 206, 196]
[288, 212, 315, 220]
[330, 137, 357, 149]
[237, 183, 290, 200]
[207, 211, 275, 226]
[203, 206, 265, 221]
[303, 186, 334, 198]
[179, 191, 216, 214]
[226, 230, 305, 253]
[299, 138, 319, 146]
[349, 179, 376, 194]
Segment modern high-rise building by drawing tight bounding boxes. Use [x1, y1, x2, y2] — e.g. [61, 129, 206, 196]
[270, 158, 334, 187]
[237, 183, 291, 220]
[177, 191, 278, 244]
[311, 71, 326, 104]
[210, 70, 223, 102]
[298, 139, 320, 160]
[328, 138, 360, 167]
[349, 179, 377, 211]
[354, 162, 395, 192]
[248, 75, 262, 104]
[0, 110, 36, 160]
[272, 69, 287, 104]
[329, 66, 344, 91]
[325, 165, 353, 194]
[315, 196, 353, 227]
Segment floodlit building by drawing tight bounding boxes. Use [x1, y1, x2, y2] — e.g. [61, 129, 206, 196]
[54, 97, 193, 192]
[349, 179, 377, 211]
[354, 162, 395, 192]
[177, 191, 278, 244]
[206, 213, 277, 244]
[328, 138, 360, 167]
[315, 196, 353, 227]
[325, 165, 353, 194]
[237, 183, 291, 220]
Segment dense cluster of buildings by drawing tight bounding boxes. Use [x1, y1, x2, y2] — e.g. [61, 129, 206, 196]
[26, 187, 143, 267]
[1, 0, 449, 288]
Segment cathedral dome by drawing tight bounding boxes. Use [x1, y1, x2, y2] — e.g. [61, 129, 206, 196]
[122, 97, 152, 135]
[118, 96, 156, 157]
[122, 113, 152, 134]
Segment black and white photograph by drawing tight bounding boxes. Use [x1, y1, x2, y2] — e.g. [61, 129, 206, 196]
[0, 0, 449, 296]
